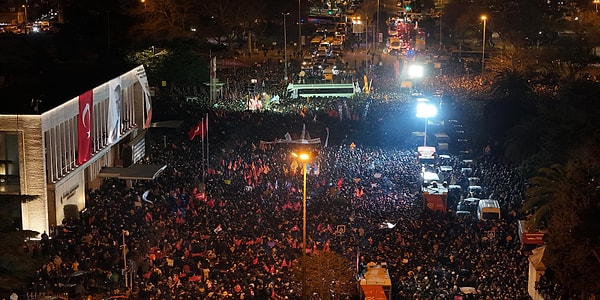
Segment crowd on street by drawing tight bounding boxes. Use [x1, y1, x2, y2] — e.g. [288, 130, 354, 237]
[17, 46, 566, 300]
[23, 105, 540, 300]
[25, 127, 532, 300]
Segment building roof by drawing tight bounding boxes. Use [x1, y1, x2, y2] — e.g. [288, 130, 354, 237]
[99, 164, 167, 180]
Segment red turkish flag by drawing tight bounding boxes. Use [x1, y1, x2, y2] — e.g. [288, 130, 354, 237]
[188, 119, 204, 140]
[77, 90, 93, 164]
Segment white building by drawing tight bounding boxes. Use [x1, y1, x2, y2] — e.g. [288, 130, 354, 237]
[0, 65, 160, 237]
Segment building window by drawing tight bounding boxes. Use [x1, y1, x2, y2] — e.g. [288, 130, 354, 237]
[0, 132, 21, 194]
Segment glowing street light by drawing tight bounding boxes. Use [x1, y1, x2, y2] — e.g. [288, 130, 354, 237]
[22, 4, 28, 34]
[408, 64, 424, 79]
[416, 102, 438, 146]
[595, 0, 600, 12]
[408, 64, 424, 92]
[481, 15, 487, 84]
[292, 151, 310, 300]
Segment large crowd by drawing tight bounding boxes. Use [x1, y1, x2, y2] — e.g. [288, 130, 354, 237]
[15, 48, 567, 300]
[25, 125, 534, 300]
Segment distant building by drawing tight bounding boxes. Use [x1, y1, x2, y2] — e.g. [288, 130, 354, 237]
[0, 0, 25, 26]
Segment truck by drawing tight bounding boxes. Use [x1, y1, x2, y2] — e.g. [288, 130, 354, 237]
[359, 262, 392, 300]
[518, 220, 545, 255]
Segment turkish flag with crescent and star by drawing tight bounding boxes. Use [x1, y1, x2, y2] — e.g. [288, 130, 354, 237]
[188, 118, 205, 141]
[77, 90, 93, 165]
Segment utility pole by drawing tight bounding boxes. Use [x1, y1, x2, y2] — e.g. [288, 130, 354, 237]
[298, 0, 302, 56]
[282, 12, 290, 83]
[439, 0, 443, 50]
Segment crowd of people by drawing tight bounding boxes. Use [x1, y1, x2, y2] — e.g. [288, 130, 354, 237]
[23, 127, 530, 300]
[22, 107, 539, 300]
[16, 47, 561, 300]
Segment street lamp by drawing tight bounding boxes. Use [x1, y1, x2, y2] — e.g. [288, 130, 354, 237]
[122, 229, 130, 289]
[481, 15, 487, 84]
[408, 64, 424, 92]
[439, 0, 443, 50]
[22, 4, 28, 34]
[408, 64, 424, 79]
[298, 0, 302, 55]
[292, 151, 310, 300]
[416, 102, 438, 146]
[376, 0, 380, 46]
[282, 12, 290, 83]
[595, 0, 599, 12]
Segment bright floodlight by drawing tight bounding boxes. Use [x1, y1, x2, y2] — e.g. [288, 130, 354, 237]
[416, 102, 437, 118]
[408, 65, 424, 79]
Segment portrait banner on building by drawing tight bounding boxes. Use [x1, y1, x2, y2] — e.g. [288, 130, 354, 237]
[77, 90, 93, 165]
[108, 77, 122, 144]
[135, 65, 153, 128]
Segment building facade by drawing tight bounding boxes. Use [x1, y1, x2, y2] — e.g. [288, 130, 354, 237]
[0, 65, 152, 236]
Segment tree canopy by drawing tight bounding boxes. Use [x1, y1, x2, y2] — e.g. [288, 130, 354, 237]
[527, 141, 600, 296]
[292, 251, 357, 299]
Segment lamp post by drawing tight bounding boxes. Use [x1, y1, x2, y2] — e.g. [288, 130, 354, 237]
[439, 0, 443, 50]
[282, 13, 290, 83]
[292, 151, 310, 300]
[595, 0, 599, 12]
[416, 102, 438, 146]
[481, 15, 487, 84]
[298, 0, 302, 55]
[122, 229, 129, 289]
[22, 4, 28, 34]
[365, 16, 370, 72]
[376, 0, 380, 47]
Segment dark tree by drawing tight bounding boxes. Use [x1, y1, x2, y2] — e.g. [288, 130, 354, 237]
[292, 251, 358, 300]
[124, 0, 201, 45]
[491, 0, 551, 49]
[536, 142, 600, 297]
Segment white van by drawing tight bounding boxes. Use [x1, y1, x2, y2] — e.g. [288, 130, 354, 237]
[477, 199, 500, 220]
